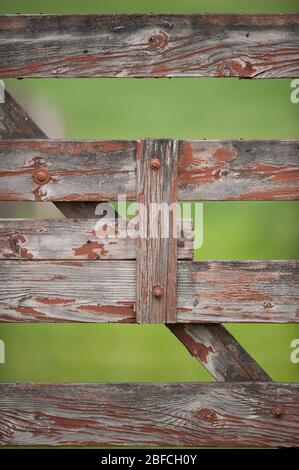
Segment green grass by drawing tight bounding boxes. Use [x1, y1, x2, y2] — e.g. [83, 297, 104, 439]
[0, 0, 298, 384]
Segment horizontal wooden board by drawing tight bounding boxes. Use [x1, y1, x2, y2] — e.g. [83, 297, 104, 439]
[0, 139, 298, 201]
[0, 382, 298, 446]
[0, 260, 297, 323]
[0, 14, 298, 78]
[0, 218, 194, 260]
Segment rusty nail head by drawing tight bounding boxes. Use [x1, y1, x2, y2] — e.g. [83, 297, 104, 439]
[33, 168, 50, 185]
[152, 285, 164, 299]
[150, 158, 161, 170]
[273, 405, 284, 418]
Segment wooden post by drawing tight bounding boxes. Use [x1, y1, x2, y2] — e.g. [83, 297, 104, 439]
[136, 139, 178, 323]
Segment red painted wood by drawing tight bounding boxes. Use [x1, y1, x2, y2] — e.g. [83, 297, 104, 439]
[168, 324, 271, 381]
[0, 260, 297, 323]
[0, 14, 298, 78]
[1, 382, 298, 446]
[0, 139, 298, 201]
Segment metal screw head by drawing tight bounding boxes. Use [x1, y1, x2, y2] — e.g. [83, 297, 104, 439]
[150, 158, 161, 170]
[152, 285, 164, 299]
[273, 405, 284, 418]
[33, 168, 50, 185]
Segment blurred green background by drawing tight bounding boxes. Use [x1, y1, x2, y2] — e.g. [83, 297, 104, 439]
[0, 0, 298, 384]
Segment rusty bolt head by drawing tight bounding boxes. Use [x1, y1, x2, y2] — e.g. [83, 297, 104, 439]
[152, 285, 164, 299]
[150, 158, 161, 170]
[33, 168, 50, 185]
[273, 405, 284, 418]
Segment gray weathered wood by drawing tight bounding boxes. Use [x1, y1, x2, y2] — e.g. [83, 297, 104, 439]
[0, 90, 99, 218]
[178, 140, 299, 201]
[0, 139, 298, 201]
[0, 14, 298, 78]
[168, 324, 271, 381]
[0, 218, 193, 260]
[0, 139, 135, 202]
[137, 139, 178, 323]
[0, 382, 298, 446]
[0, 260, 297, 323]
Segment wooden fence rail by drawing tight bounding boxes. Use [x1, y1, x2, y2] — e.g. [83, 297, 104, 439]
[0, 14, 298, 78]
[0, 11, 298, 447]
[0, 139, 298, 201]
[1, 382, 299, 447]
[1, 260, 298, 323]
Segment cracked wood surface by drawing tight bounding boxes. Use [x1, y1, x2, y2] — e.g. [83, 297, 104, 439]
[1, 260, 297, 323]
[0, 14, 298, 78]
[0, 382, 298, 446]
[0, 139, 298, 201]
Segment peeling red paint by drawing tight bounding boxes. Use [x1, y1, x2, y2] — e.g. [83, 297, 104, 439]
[36, 297, 74, 305]
[73, 241, 108, 259]
[79, 304, 134, 316]
[9, 306, 42, 316]
[169, 325, 214, 364]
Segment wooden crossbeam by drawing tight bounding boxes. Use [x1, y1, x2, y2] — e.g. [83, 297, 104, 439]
[0, 260, 297, 323]
[1, 382, 298, 446]
[0, 139, 298, 201]
[0, 14, 298, 78]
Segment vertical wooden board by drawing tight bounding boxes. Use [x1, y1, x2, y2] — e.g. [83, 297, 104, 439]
[137, 139, 178, 323]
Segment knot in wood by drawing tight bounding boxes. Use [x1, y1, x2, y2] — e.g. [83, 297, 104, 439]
[33, 168, 50, 185]
[197, 408, 217, 423]
[152, 285, 164, 299]
[148, 30, 169, 50]
[272, 405, 284, 418]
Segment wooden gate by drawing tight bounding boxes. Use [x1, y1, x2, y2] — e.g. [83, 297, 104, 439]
[0, 13, 299, 447]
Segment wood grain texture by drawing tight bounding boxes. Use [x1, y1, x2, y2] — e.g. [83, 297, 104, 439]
[0, 14, 298, 78]
[0, 139, 298, 201]
[178, 140, 299, 201]
[0, 218, 194, 260]
[168, 324, 271, 381]
[137, 139, 178, 323]
[0, 382, 298, 447]
[0, 90, 99, 218]
[0, 139, 135, 202]
[0, 260, 297, 323]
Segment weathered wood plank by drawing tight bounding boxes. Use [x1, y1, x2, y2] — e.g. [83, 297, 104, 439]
[0, 382, 298, 446]
[178, 140, 299, 201]
[0, 139, 298, 201]
[177, 260, 299, 323]
[136, 139, 178, 323]
[0, 90, 100, 218]
[168, 324, 271, 381]
[0, 139, 136, 202]
[0, 260, 297, 323]
[0, 14, 298, 78]
[0, 218, 194, 260]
